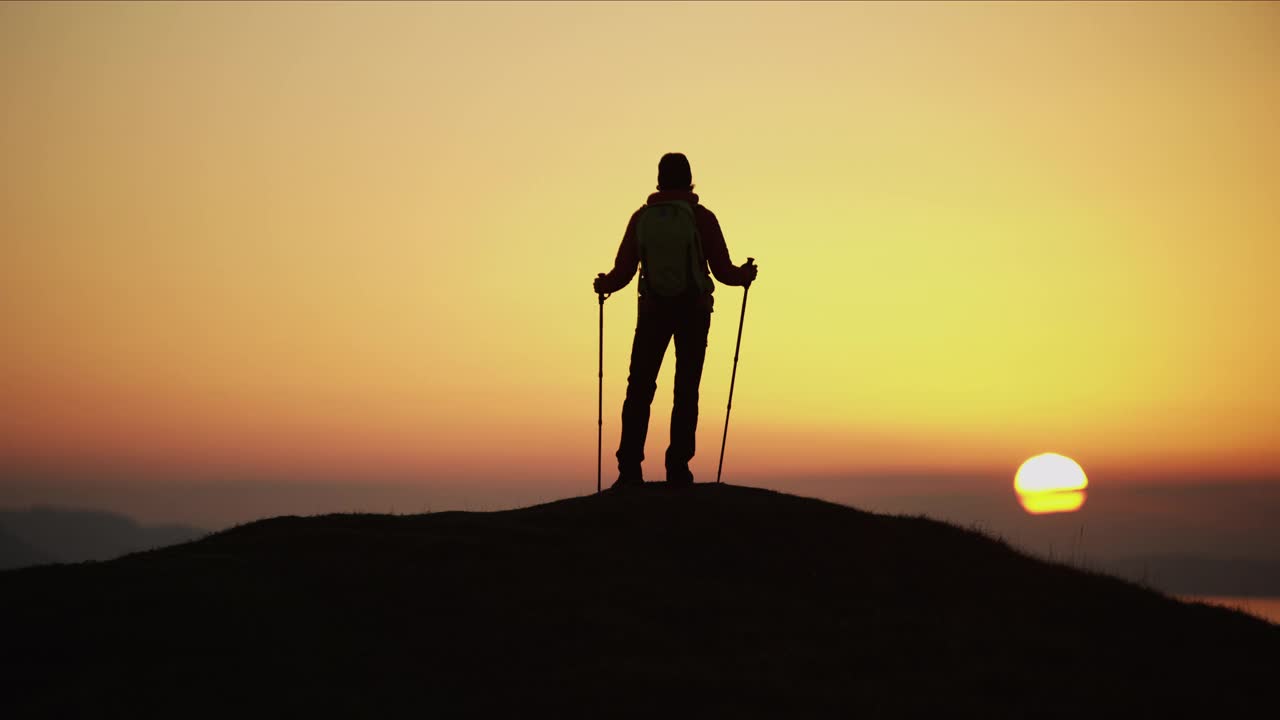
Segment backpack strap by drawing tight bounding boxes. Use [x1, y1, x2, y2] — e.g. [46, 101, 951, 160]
[672, 202, 713, 295]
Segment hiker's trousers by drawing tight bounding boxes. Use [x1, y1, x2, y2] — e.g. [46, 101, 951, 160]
[616, 295, 712, 475]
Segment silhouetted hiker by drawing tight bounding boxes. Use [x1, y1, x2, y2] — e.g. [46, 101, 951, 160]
[593, 153, 758, 487]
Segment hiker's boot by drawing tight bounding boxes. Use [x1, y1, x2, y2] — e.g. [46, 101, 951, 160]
[611, 465, 644, 489]
[666, 465, 695, 487]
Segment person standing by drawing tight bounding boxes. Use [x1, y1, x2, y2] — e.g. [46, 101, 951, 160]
[593, 153, 758, 487]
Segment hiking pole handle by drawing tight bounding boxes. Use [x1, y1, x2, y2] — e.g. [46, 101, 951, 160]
[744, 257, 755, 288]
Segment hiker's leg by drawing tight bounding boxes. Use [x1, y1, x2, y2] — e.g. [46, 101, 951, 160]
[667, 305, 711, 473]
[617, 301, 674, 472]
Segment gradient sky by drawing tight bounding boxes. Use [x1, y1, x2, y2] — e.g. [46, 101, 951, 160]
[2, 2, 1277, 505]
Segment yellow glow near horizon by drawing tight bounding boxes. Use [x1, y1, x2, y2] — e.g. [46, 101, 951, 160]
[1018, 489, 1086, 515]
[1, 2, 1278, 486]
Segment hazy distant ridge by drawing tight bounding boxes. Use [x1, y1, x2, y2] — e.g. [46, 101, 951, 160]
[0, 508, 206, 569]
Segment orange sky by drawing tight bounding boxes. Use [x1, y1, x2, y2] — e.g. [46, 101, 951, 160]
[2, 1, 1277, 491]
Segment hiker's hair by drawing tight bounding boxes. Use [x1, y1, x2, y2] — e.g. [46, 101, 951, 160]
[657, 153, 694, 191]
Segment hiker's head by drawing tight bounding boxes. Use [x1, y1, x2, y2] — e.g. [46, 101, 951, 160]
[657, 153, 694, 192]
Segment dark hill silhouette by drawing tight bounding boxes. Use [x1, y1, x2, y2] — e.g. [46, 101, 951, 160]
[1, 484, 1275, 717]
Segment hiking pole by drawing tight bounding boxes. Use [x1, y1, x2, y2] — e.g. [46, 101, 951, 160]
[716, 258, 755, 484]
[597, 290, 609, 493]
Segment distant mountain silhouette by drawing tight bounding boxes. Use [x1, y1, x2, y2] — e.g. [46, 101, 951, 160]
[0, 507, 206, 569]
[0, 527, 50, 569]
[1110, 552, 1280, 596]
[1, 484, 1275, 716]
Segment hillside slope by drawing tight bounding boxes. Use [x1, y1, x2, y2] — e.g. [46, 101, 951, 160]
[2, 483, 1275, 717]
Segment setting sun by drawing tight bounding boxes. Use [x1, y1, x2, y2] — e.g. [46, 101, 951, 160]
[1015, 453, 1088, 515]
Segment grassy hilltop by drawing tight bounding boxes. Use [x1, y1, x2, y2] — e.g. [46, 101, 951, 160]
[2, 483, 1275, 717]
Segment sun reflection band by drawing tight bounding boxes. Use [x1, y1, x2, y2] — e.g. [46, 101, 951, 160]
[1017, 489, 1087, 515]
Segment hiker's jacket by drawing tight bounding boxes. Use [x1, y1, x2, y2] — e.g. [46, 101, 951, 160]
[597, 190, 753, 296]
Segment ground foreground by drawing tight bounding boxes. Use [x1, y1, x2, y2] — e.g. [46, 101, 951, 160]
[2, 483, 1276, 717]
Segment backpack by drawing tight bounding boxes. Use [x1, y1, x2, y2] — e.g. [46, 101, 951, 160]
[636, 202, 715, 298]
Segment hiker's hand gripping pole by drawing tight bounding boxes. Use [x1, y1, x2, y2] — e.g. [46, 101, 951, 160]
[716, 257, 755, 484]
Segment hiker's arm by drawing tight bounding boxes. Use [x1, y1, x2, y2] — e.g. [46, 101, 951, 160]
[596, 212, 640, 293]
[700, 211, 753, 287]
